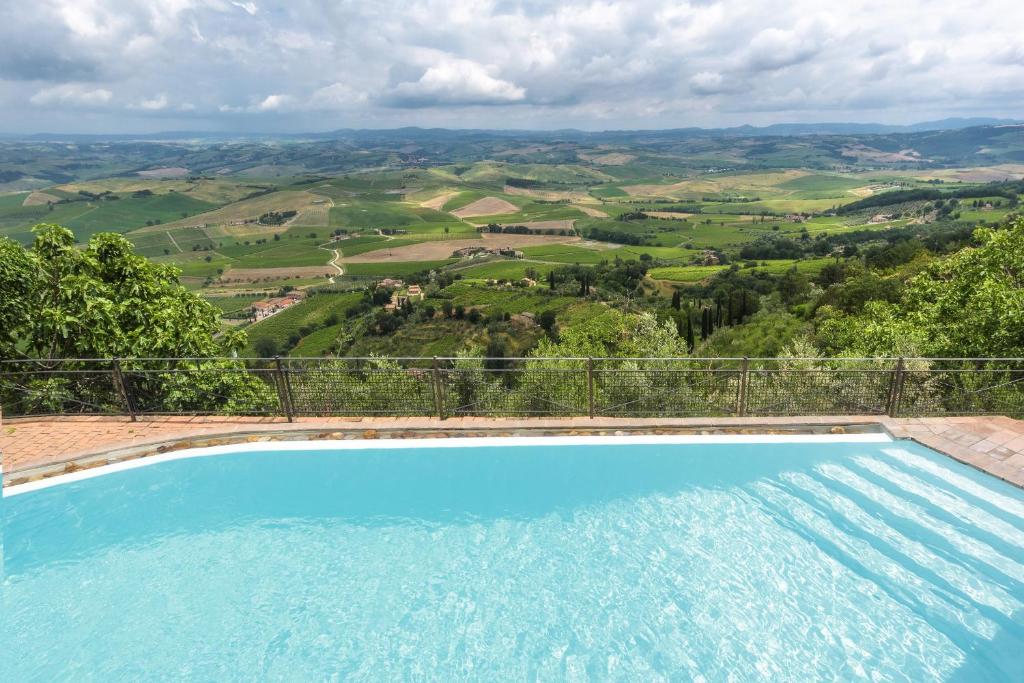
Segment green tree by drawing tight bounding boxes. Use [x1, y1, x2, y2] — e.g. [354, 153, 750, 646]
[0, 225, 275, 415]
[817, 219, 1024, 357]
[1, 225, 245, 360]
[778, 267, 810, 305]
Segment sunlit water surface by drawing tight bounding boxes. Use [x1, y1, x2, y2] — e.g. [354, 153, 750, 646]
[3, 440, 1023, 680]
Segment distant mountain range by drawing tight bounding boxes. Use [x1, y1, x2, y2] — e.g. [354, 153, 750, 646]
[707, 118, 1024, 136]
[3, 118, 1022, 143]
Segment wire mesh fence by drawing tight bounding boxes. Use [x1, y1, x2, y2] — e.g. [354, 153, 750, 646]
[2, 357, 1024, 420]
[744, 358, 896, 416]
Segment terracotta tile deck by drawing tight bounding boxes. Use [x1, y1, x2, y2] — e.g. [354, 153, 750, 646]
[2, 414, 1023, 489]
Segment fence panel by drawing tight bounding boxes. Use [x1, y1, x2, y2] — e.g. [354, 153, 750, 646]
[744, 359, 894, 416]
[3, 357, 1024, 420]
[285, 357, 437, 417]
[117, 359, 281, 417]
[897, 360, 1024, 417]
[440, 358, 587, 417]
[0, 359, 124, 417]
[593, 358, 743, 417]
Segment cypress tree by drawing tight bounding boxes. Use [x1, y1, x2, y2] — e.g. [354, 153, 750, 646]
[548, 270, 556, 290]
[686, 314, 695, 351]
[671, 290, 681, 310]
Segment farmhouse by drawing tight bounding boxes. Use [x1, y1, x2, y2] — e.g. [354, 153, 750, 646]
[384, 284, 424, 311]
[249, 291, 305, 322]
[451, 245, 524, 259]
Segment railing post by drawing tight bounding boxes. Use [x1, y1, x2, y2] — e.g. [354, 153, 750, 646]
[737, 357, 750, 417]
[111, 358, 137, 421]
[431, 356, 445, 420]
[274, 356, 294, 422]
[887, 357, 905, 417]
[587, 357, 595, 418]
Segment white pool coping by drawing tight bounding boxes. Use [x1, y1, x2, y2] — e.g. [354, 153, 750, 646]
[2, 432, 892, 497]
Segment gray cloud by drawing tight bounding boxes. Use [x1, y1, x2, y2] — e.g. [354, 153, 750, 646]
[0, 50, 102, 82]
[0, 0, 1022, 133]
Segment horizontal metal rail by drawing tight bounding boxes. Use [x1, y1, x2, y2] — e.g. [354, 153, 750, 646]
[2, 357, 1023, 420]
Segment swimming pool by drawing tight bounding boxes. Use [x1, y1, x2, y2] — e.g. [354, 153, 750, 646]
[3, 435, 1023, 680]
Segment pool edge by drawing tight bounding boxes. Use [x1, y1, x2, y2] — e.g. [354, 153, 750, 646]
[4, 422, 893, 494]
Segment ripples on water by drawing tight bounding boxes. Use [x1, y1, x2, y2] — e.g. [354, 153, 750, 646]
[3, 441, 1023, 680]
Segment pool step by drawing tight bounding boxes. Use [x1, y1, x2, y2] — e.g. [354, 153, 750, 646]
[747, 449, 1024, 659]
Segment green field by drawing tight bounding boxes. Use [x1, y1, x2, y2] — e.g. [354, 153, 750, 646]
[520, 244, 614, 264]
[774, 174, 867, 198]
[217, 240, 328, 267]
[454, 259, 557, 280]
[342, 259, 458, 277]
[646, 264, 728, 282]
[0, 192, 217, 244]
[64, 193, 216, 236]
[6, 127, 1023, 364]
[329, 200, 452, 228]
[336, 235, 423, 256]
[442, 190, 490, 211]
[129, 227, 217, 257]
[648, 258, 834, 283]
[205, 294, 264, 317]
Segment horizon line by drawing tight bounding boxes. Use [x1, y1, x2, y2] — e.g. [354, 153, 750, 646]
[3, 117, 1023, 140]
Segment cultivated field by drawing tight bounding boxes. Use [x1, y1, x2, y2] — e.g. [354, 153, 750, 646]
[22, 191, 61, 206]
[216, 265, 337, 282]
[144, 190, 323, 233]
[340, 232, 580, 262]
[450, 196, 520, 218]
[420, 191, 460, 210]
[5, 128, 1021, 357]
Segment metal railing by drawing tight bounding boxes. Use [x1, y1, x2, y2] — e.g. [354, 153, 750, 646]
[2, 357, 1024, 420]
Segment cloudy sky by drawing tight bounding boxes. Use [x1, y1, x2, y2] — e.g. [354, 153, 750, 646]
[1, 0, 1022, 133]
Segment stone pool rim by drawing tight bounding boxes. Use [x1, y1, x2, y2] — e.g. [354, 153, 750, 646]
[3, 429, 896, 496]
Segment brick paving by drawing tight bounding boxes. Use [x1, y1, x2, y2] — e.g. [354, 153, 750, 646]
[2, 414, 1023, 489]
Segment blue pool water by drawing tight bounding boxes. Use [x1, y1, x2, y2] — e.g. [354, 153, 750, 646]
[3, 437, 1023, 680]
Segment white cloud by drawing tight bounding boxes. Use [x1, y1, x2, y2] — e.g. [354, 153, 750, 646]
[3, 0, 1024, 131]
[132, 93, 169, 110]
[383, 57, 526, 107]
[742, 27, 822, 73]
[231, 2, 257, 16]
[256, 94, 291, 111]
[30, 83, 113, 106]
[217, 94, 295, 113]
[689, 71, 730, 96]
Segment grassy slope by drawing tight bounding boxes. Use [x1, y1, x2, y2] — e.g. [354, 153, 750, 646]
[242, 292, 364, 355]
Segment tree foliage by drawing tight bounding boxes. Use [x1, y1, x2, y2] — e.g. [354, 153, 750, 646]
[0, 225, 245, 360]
[0, 225, 276, 415]
[816, 218, 1024, 357]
